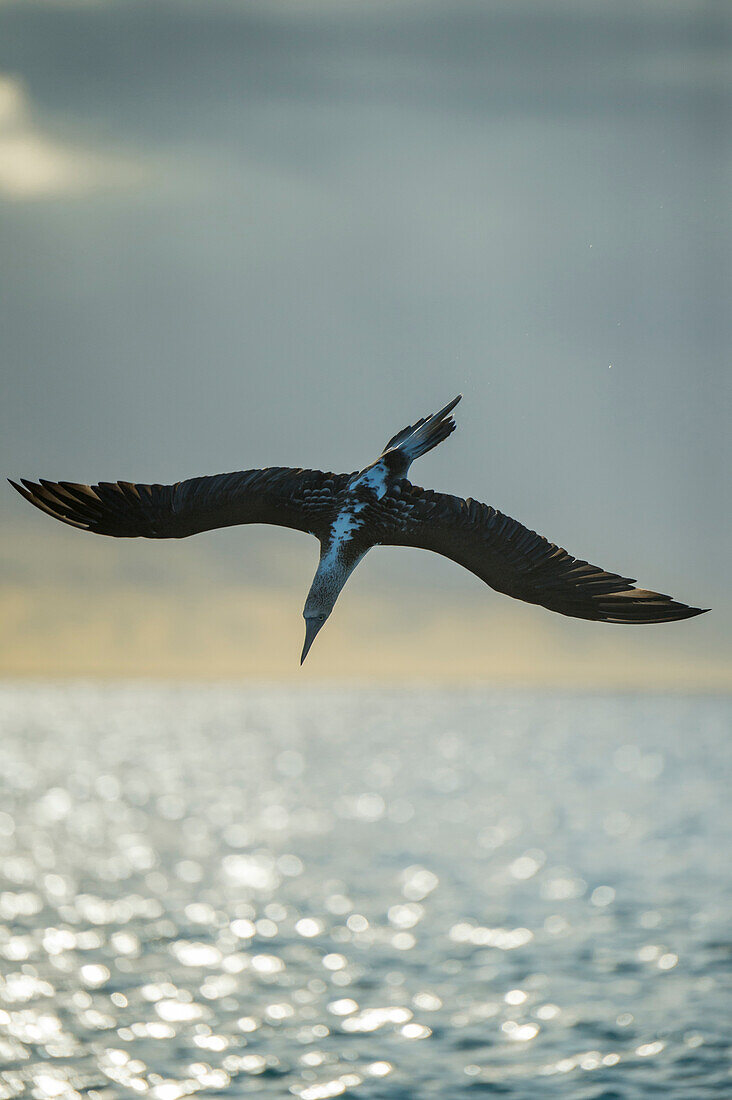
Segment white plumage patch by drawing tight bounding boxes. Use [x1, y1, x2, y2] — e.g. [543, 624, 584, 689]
[320, 506, 364, 569]
[349, 462, 389, 499]
[319, 461, 389, 571]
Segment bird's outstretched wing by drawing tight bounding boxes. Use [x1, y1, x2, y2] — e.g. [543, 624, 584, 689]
[9, 468, 349, 540]
[378, 483, 708, 623]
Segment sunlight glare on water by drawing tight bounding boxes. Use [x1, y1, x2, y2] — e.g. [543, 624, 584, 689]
[0, 684, 730, 1098]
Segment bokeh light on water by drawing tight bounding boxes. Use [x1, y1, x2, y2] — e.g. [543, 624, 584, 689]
[0, 684, 730, 1098]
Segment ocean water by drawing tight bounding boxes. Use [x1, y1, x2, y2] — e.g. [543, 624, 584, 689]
[0, 685, 730, 1100]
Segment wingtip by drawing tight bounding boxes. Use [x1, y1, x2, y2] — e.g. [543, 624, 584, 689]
[664, 603, 710, 622]
[8, 477, 32, 498]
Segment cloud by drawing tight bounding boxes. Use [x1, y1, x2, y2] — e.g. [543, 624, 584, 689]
[0, 74, 141, 198]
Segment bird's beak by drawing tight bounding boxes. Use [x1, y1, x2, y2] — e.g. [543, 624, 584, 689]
[300, 618, 324, 665]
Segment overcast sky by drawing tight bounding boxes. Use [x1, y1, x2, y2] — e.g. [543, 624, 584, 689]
[1, 0, 729, 677]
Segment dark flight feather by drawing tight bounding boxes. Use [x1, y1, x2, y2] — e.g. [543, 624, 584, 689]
[8, 468, 349, 541]
[377, 482, 708, 624]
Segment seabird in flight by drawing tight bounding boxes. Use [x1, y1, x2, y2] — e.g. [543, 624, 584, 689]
[9, 395, 708, 664]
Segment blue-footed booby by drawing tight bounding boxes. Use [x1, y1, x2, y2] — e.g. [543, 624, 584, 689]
[9, 395, 708, 664]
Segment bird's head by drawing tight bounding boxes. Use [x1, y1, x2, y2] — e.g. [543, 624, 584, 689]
[301, 583, 338, 664]
[299, 607, 330, 664]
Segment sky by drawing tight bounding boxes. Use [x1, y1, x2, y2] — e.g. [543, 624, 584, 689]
[1, 0, 730, 684]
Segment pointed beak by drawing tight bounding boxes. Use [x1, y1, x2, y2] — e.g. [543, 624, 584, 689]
[300, 618, 324, 665]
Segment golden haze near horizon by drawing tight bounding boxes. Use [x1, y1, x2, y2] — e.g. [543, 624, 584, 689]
[1, 521, 726, 690]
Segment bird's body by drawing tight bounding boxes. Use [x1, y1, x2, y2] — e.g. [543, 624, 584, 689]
[9, 395, 708, 663]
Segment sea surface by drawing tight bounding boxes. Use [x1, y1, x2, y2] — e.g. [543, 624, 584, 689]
[0, 684, 730, 1099]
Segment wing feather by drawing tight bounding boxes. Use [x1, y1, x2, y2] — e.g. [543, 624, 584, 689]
[378, 483, 708, 624]
[9, 468, 348, 540]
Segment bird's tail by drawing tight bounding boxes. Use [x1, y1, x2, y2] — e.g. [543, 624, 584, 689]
[383, 394, 462, 463]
